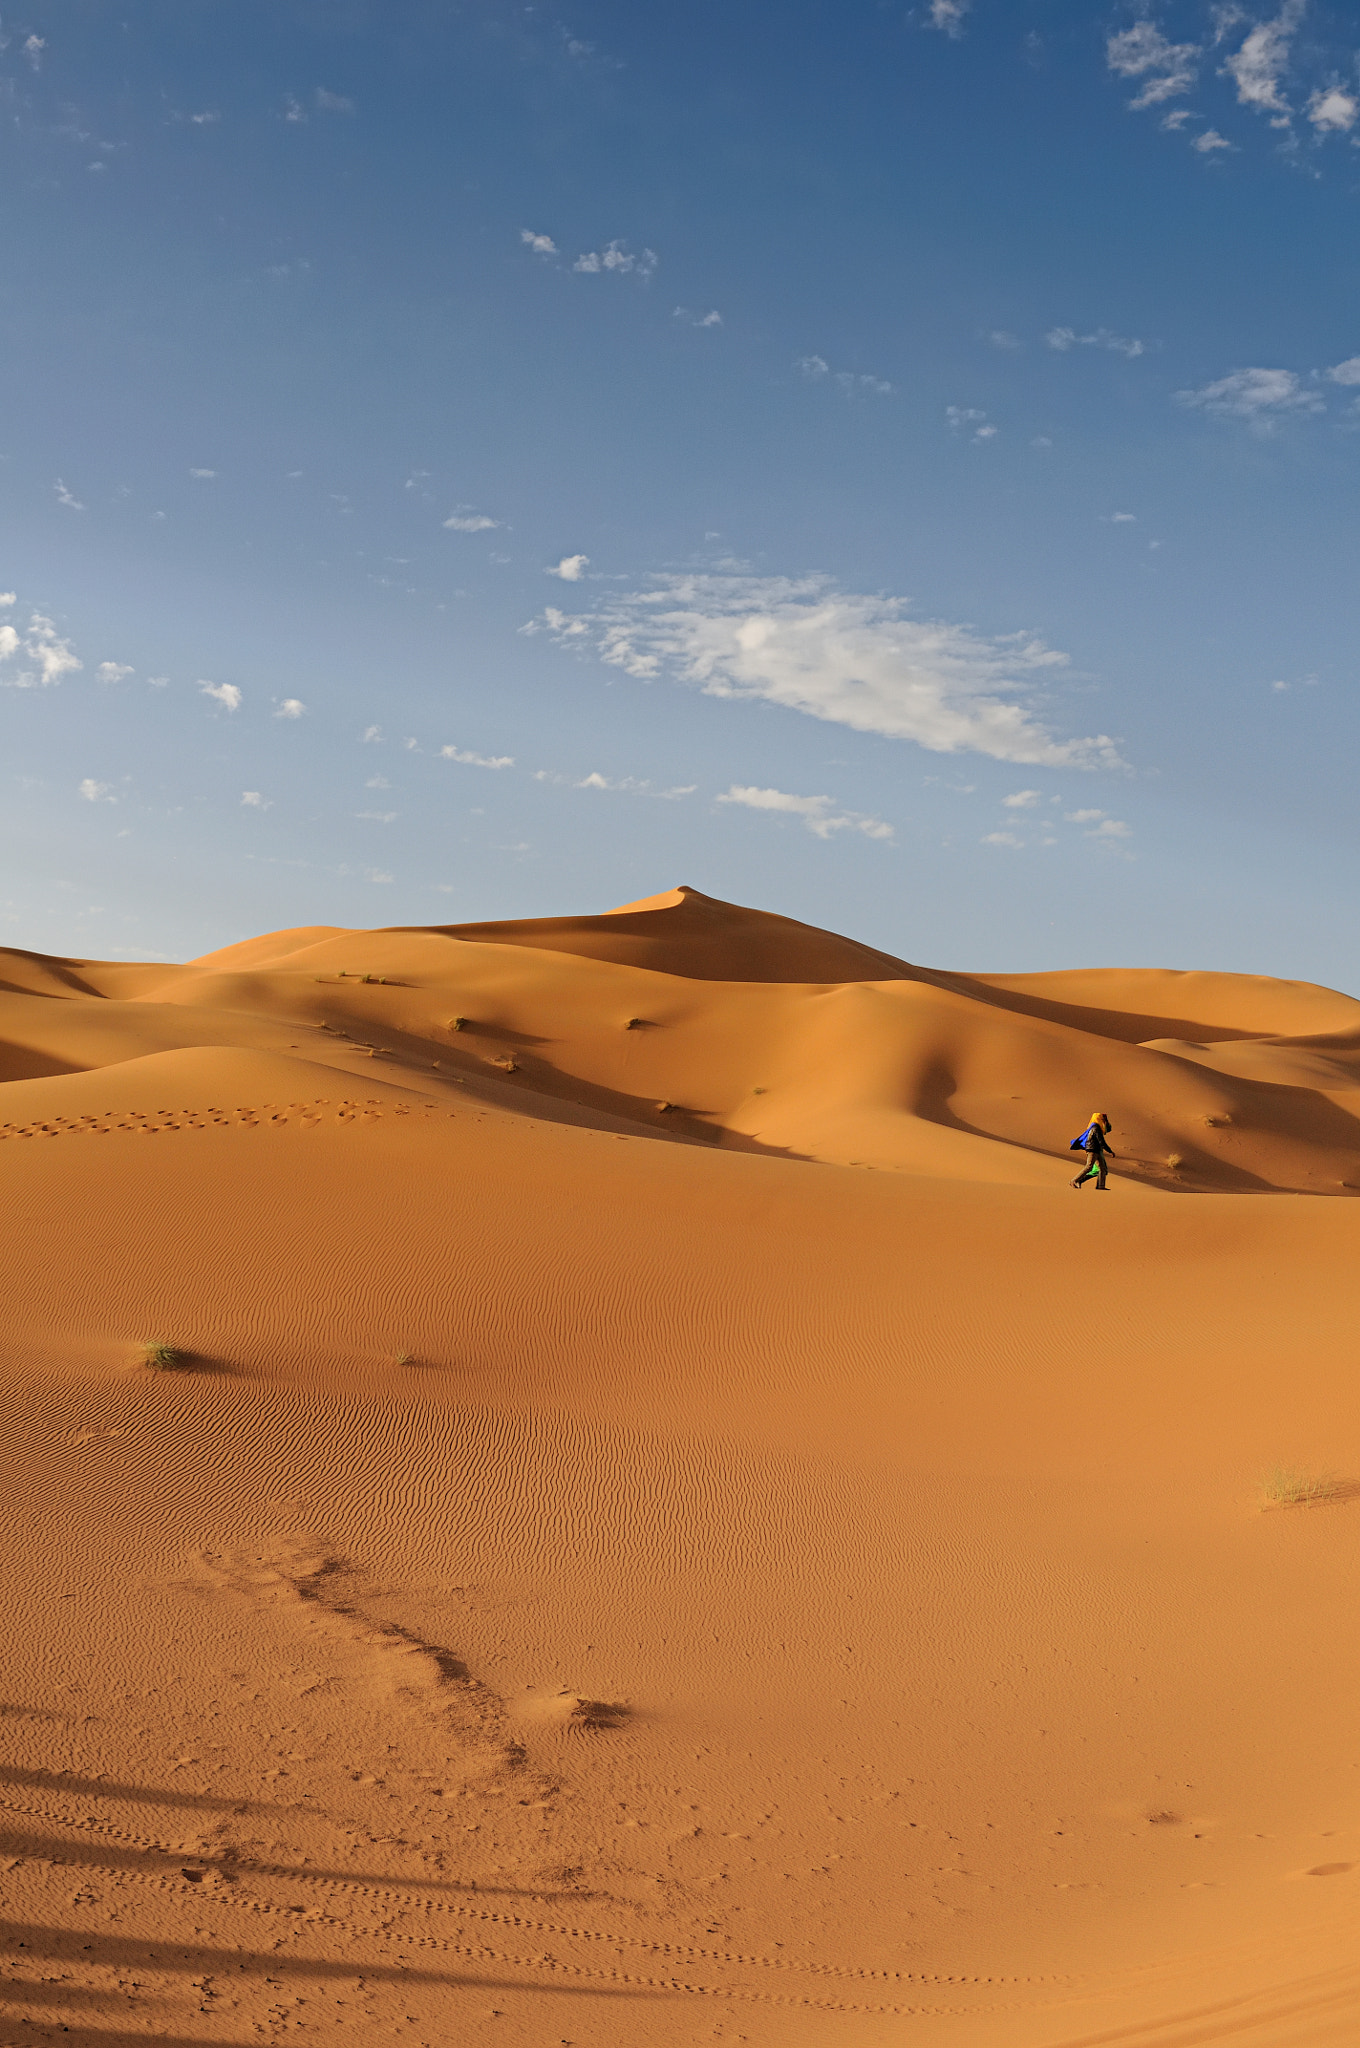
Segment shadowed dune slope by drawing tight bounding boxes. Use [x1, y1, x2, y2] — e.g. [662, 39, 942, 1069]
[4, 888, 1360, 2047]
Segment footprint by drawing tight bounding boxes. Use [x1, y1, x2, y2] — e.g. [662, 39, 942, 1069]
[1306, 1862, 1353, 1877]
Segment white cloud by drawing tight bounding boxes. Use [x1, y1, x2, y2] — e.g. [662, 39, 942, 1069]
[529, 571, 1121, 768]
[988, 329, 1022, 349]
[362, 724, 382, 743]
[96, 661, 133, 684]
[548, 553, 589, 581]
[367, 869, 394, 884]
[78, 778, 113, 803]
[199, 680, 242, 711]
[315, 87, 354, 113]
[927, 0, 970, 36]
[573, 241, 657, 278]
[1107, 21, 1200, 108]
[1192, 127, 1235, 152]
[1222, 2, 1303, 118]
[1176, 365, 1323, 427]
[674, 306, 723, 327]
[189, 467, 217, 479]
[946, 405, 995, 441]
[23, 33, 44, 68]
[1065, 807, 1105, 824]
[0, 593, 14, 606]
[357, 809, 397, 822]
[718, 784, 893, 841]
[1309, 86, 1358, 133]
[148, 674, 169, 688]
[1110, 511, 1137, 523]
[1002, 789, 1042, 808]
[241, 790, 271, 809]
[440, 744, 514, 768]
[0, 612, 83, 688]
[444, 511, 502, 532]
[366, 775, 390, 788]
[54, 479, 86, 511]
[799, 354, 892, 395]
[1089, 817, 1132, 839]
[982, 830, 1024, 848]
[1046, 326, 1146, 358]
[274, 698, 306, 718]
[1328, 356, 1360, 384]
[284, 94, 306, 123]
[521, 229, 558, 256]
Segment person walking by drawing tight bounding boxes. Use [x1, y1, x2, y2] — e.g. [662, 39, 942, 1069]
[1071, 1111, 1115, 1191]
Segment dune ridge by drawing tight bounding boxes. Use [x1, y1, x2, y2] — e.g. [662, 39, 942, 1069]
[4, 886, 1360, 2046]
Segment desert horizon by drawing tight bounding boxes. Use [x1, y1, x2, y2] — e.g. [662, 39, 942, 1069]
[5, 883, 1360, 2045]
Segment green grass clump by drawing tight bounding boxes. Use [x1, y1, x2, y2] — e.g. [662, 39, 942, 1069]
[1259, 1466, 1337, 1509]
[141, 1340, 185, 1372]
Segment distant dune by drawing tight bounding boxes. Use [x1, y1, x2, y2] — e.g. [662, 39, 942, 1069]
[4, 887, 1360, 2045]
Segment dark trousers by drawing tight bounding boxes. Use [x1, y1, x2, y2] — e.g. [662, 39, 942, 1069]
[1075, 1149, 1107, 1189]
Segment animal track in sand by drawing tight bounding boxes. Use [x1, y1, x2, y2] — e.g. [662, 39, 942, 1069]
[0, 1099, 447, 1140]
[0, 1787, 1062, 2011]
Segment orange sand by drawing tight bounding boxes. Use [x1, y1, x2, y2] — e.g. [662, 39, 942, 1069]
[4, 885, 1360, 2046]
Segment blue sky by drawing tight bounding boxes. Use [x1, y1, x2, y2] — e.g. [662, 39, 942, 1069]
[4, 0, 1360, 981]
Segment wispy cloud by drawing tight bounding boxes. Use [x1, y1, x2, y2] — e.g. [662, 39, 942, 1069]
[573, 240, 657, 278]
[520, 229, 558, 256]
[547, 553, 589, 581]
[1192, 127, 1235, 152]
[241, 790, 271, 809]
[199, 680, 242, 711]
[315, 87, 354, 114]
[443, 510, 502, 532]
[1046, 325, 1146, 358]
[718, 784, 893, 841]
[1107, 21, 1200, 108]
[1175, 365, 1323, 428]
[674, 306, 723, 327]
[526, 571, 1121, 768]
[946, 404, 997, 441]
[926, 0, 971, 37]
[54, 479, 85, 511]
[78, 778, 114, 803]
[578, 770, 694, 797]
[1002, 789, 1042, 808]
[357, 808, 397, 822]
[0, 611, 83, 688]
[797, 354, 893, 395]
[96, 661, 133, 684]
[189, 466, 216, 479]
[440, 744, 514, 768]
[274, 698, 306, 718]
[1327, 356, 1360, 385]
[1221, 1, 1303, 121]
[362, 724, 382, 743]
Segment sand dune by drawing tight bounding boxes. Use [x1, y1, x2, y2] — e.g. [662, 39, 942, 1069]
[4, 887, 1360, 2045]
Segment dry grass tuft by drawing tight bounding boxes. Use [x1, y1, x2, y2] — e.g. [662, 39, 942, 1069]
[1259, 1466, 1338, 1509]
[140, 1340, 185, 1372]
